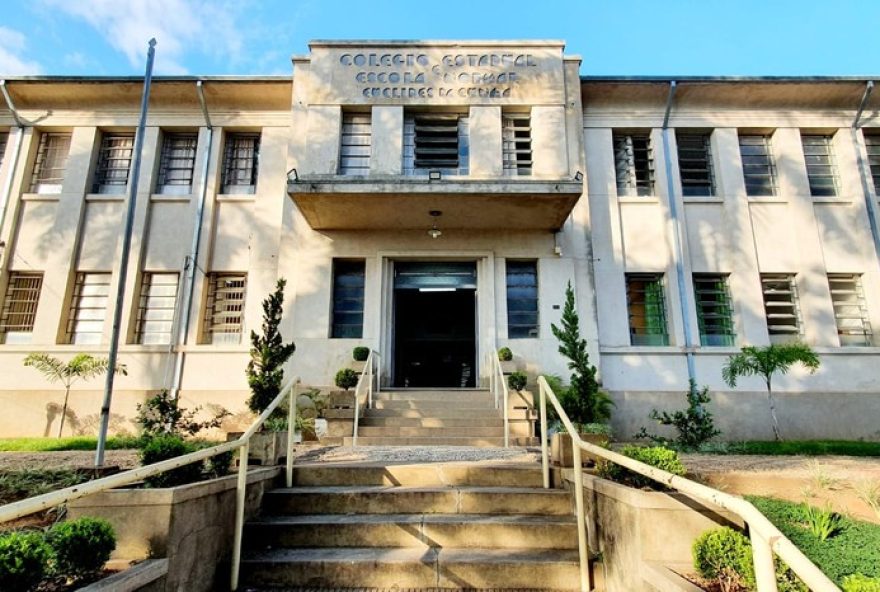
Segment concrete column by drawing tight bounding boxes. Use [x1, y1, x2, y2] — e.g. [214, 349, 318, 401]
[848, 129, 880, 343]
[304, 106, 342, 175]
[0, 127, 37, 269]
[468, 106, 502, 178]
[531, 106, 568, 178]
[370, 106, 403, 175]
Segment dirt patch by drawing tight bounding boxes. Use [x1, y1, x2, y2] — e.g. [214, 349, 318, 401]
[0, 450, 140, 472]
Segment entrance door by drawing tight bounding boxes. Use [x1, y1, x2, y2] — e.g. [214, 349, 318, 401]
[393, 262, 477, 388]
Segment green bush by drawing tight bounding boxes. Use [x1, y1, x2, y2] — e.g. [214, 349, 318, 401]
[352, 346, 370, 362]
[580, 423, 612, 437]
[139, 435, 202, 488]
[693, 526, 755, 591]
[497, 347, 513, 362]
[507, 371, 527, 392]
[843, 574, 880, 592]
[335, 368, 359, 391]
[48, 517, 115, 578]
[0, 531, 52, 592]
[635, 379, 721, 450]
[204, 450, 233, 479]
[136, 390, 229, 438]
[597, 445, 685, 489]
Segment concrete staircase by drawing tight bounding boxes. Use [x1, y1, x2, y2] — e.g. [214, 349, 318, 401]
[241, 462, 596, 590]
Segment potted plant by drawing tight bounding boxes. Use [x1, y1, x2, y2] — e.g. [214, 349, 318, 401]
[351, 346, 371, 373]
[497, 347, 516, 374]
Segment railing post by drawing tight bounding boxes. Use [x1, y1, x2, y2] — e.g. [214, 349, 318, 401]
[368, 352, 373, 409]
[352, 384, 360, 447]
[375, 352, 381, 394]
[286, 387, 295, 488]
[503, 381, 510, 448]
[572, 442, 591, 592]
[230, 442, 249, 591]
[539, 382, 550, 489]
[750, 531, 779, 592]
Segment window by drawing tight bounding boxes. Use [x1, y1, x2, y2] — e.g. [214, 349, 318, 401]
[801, 134, 838, 197]
[135, 273, 179, 345]
[339, 113, 371, 175]
[221, 133, 260, 194]
[864, 133, 880, 194]
[761, 274, 802, 343]
[67, 272, 111, 345]
[0, 272, 43, 344]
[403, 113, 469, 175]
[626, 274, 669, 345]
[739, 134, 777, 196]
[331, 260, 365, 338]
[676, 132, 715, 196]
[693, 274, 735, 346]
[613, 132, 654, 196]
[30, 132, 71, 194]
[156, 133, 197, 194]
[203, 273, 247, 344]
[93, 133, 134, 193]
[502, 112, 532, 176]
[506, 260, 539, 338]
[828, 274, 872, 346]
[0, 131, 8, 170]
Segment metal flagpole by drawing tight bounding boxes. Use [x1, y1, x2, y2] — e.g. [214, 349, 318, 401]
[95, 38, 157, 467]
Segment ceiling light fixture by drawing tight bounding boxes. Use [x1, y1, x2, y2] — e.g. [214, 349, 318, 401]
[428, 210, 442, 239]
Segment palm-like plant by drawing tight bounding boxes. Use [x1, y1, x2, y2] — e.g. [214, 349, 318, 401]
[23, 353, 128, 438]
[721, 343, 820, 441]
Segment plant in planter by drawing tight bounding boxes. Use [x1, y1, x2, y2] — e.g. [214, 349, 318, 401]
[597, 445, 685, 490]
[48, 517, 116, 581]
[0, 530, 52, 592]
[352, 346, 370, 362]
[246, 278, 297, 415]
[498, 347, 513, 362]
[507, 371, 527, 392]
[335, 368, 359, 391]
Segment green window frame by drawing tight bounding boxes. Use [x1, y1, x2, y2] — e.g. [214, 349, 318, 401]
[626, 273, 669, 346]
[693, 274, 735, 346]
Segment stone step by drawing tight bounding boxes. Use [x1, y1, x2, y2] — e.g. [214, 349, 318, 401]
[364, 408, 503, 419]
[245, 513, 578, 550]
[359, 416, 504, 427]
[372, 399, 497, 410]
[356, 426, 506, 437]
[373, 390, 495, 402]
[291, 463, 545, 487]
[343, 436, 511, 447]
[240, 547, 582, 589]
[263, 486, 572, 516]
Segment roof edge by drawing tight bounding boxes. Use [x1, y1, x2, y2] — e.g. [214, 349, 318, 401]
[580, 75, 879, 83]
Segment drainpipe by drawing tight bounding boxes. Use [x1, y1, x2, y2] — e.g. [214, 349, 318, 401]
[851, 81, 880, 264]
[0, 81, 26, 250]
[169, 80, 213, 401]
[659, 81, 697, 382]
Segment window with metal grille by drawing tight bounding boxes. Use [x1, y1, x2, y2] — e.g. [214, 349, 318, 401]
[93, 133, 134, 193]
[67, 272, 111, 345]
[506, 260, 539, 338]
[403, 113, 469, 175]
[693, 274, 735, 346]
[135, 273, 179, 345]
[801, 134, 838, 197]
[626, 274, 669, 346]
[828, 274, 872, 346]
[760, 274, 802, 343]
[156, 133, 197, 194]
[613, 132, 654, 196]
[0, 272, 43, 344]
[502, 113, 532, 176]
[339, 113, 371, 175]
[739, 134, 777, 196]
[0, 131, 8, 170]
[221, 133, 260, 194]
[30, 132, 71, 194]
[864, 133, 880, 194]
[203, 273, 247, 344]
[331, 260, 365, 338]
[676, 132, 715, 196]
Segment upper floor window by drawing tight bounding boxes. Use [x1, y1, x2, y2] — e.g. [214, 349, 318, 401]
[403, 112, 469, 176]
[863, 132, 880, 195]
[614, 132, 654, 196]
[66, 272, 111, 345]
[203, 272, 247, 344]
[626, 273, 669, 346]
[760, 273, 802, 343]
[339, 113, 371, 176]
[502, 112, 532, 176]
[135, 272, 179, 345]
[676, 132, 715, 196]
[331, 259, 365, 338]
[506, 260, 539, 338]
[0, 272, 43, 344]
[156, 133, 198, 194]
[221, 133, 260, 194]
[739, 134, 777, 196]
[93, 133, 134, 194]
[828, 274, 872, 346]
[693, 274, 735, 346]
[30, 132, 71, 194]
[801, 134, 838, 197]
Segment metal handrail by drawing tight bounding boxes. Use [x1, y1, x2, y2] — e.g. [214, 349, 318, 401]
[490, 353, 510, 448]
[0, 374, 301, 592]
[536, 375, 840, 592]
[351, 350, 380, 447]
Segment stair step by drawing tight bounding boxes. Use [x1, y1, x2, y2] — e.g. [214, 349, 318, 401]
[263, 486, 572, 515]
[344, 436, 511, 447]
[364, 408, 502, 419]
[292, 463, 544, 487]
[372, 400, 497, 410]
[359, 416, 504, 427]
[373, 390, 495, 402]
[245, 513, 577, 550]
[356, 426, 506, 437]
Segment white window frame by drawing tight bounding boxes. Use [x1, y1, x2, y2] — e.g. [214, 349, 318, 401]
[135, 272, 180, 345]
[156, 133, 198, 194]
[203, 273, 247, 344]
[0, 272, 43, 344]
[67, 272, 111, 345]
[30, 132, 72, 194]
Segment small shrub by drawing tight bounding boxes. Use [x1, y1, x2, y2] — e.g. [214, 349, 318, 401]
[635, 379, 721, 450]
[0, 530, 52, 592]
[352, 346, 370, 362]
[204, 450, 233, 479]
[139, 435, 201, 488]
[335, 368, 359, 391]
[803, 503, 843, 541]
[507, 371, 527, 392]
[580, 423, 612, 437]
[692, 526, 755, 591]
[498, 347, 513, 362]
[843, 574, 880, 592]
[48, 517, 115, 579]
[597, 445, 685, 489]
[136, 390, 229, 438]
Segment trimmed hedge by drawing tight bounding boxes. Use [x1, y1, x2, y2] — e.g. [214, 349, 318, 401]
[48, 517, 116, 578]
[0, 531, 52, 592]
[597, 445, 685, 489]
[844, 574, 880, 592]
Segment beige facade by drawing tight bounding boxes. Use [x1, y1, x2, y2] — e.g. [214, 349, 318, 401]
[0, 41, 879, 440]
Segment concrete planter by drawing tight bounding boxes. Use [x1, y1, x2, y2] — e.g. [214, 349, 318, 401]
[550, 432, 609, 467]
[227, 431, 295, 465]
[499, 360, 517, 374]
[350, 360, 367, 373]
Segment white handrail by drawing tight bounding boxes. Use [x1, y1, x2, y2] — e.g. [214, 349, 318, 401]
[490, 353, 510, 448]
[0, 374, 301, 592]
[351, 350, 380, 447]
[536, 376, 840, 592]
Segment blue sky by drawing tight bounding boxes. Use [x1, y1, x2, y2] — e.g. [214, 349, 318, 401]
[1, 0, 878, 77]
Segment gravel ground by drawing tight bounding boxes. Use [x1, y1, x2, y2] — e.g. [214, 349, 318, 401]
[681, 453, 880, 479]
[294, 445, 542, 464]
[0, 450, 140, 471]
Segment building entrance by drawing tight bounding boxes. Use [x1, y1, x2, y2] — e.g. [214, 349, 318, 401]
[392, 262, 477, 388]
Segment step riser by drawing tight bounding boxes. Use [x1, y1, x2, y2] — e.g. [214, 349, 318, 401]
[292, 465, 545, 487]
[373, 391, 495, 402]
[343, 436, 509, 446]
[364, 409, 502, 418]
[373, 400, 497, 410]
[359, 417, 503, 427]
[356, 426, 506, 437]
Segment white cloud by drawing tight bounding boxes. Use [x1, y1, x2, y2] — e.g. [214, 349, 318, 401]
[43, 0, 246, 75]
[0, 26, 44, 75]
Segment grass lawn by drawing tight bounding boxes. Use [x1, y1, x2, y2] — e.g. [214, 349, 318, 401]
[0, 436, 142, 452]
[699, 440, 880, 457]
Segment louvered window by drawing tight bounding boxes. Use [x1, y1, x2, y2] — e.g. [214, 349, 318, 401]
[135, 273, 179, 345]
[828, 274, 872, 346]
[203, 273, 247, 344]
[739, 135, 777, 196]
[677, 132, 715, 196]
[339, 113, 371, 175]
[0, 272, 43, 344]
[693, 274, 735, 346]
[403, 113, 469, 175]
[506, 260, 539, 338]
[0, 131, 8, 170]
[614, 132, 654, 196]
[331, 260, 365, 338]
[30, 132, 71, 194]
[156, 133, 197, 194]
[626, 274, 669, 346]
[221, 133, 260, 194]
[67, 272, 111, 345]
[761, 274, 802, 343]
[502, 113, 532, 176]
[93, 133, 134, 193]
[801, 134, 838, 197]
[863, 133, 880, 194]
